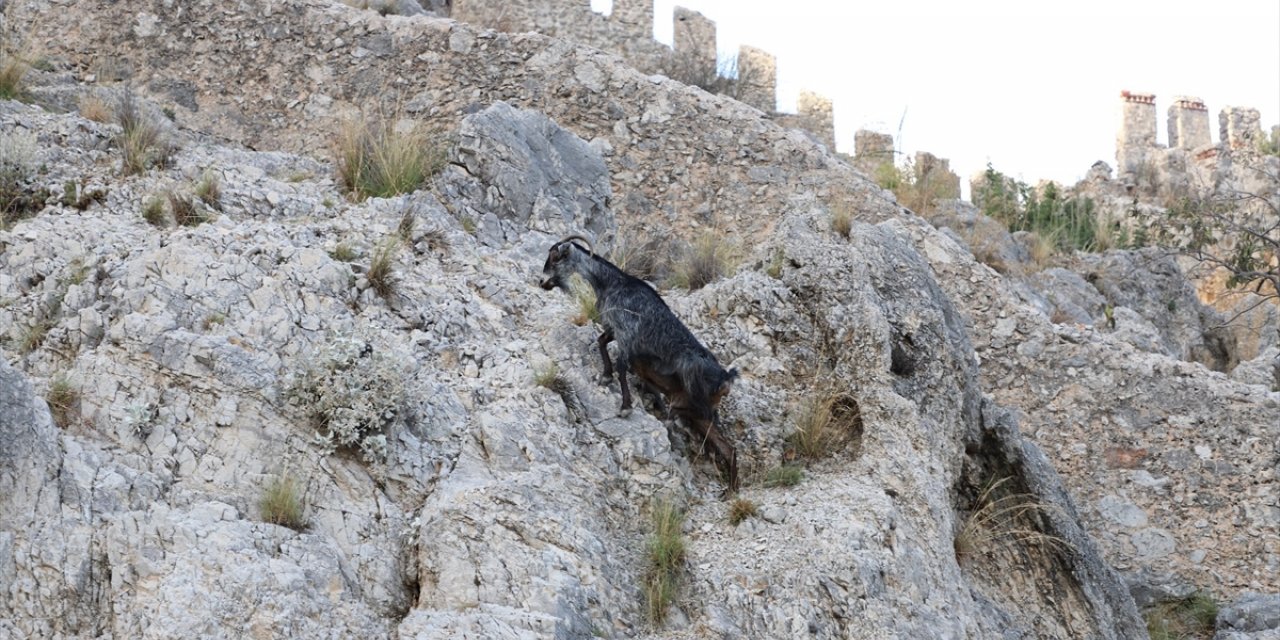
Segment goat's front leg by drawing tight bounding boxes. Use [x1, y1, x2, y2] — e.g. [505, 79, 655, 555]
[616, 355, 634, 418]
[596, 328, 615, 384]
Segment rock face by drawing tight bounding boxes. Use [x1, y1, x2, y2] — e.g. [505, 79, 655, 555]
[2, 0, 1276, 636]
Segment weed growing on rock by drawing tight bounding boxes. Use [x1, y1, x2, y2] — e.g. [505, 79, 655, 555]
[201, 311, 226, 331]
[367, 237, 400, 299]
[831, 202, 854, 239]
[259, 475, 307, 531]
[45, 374, 80, 429]
[569, 275, 600, 326]
[762, 465, 803, 488]
[116, 91, 175, 175]
[141, 196, 167, 227]
[168, 192, 208, 227]
[1144, 592, 1218, 640]
[329, 242, 357, 263]
[286, 331, 410, 462]
[671, 232, 737, 291]
[335, 118, 444, 201]
[643, 498, 686, 625]
[195, 171, 222, 210]
[728, 498, 758, 526]
[787, 387, 862, 460]
[953, 476, 1071, 564]
[0, 53, 28, 101]
[1, 129, 47, 228]
[397, 210, 417, 243]
[459, 215, 476, 234]
[77, 93, 113, 123]
[765, 248, 785, 279]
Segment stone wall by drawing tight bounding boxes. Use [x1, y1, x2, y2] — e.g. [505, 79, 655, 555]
[1168, 96, 1210, 151]
[448, 0, 836, 147]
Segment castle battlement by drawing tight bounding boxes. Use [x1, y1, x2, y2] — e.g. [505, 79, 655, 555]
[448, 0, 836, 148]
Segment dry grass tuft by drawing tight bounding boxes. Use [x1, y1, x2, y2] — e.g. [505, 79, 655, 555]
[78, 93, 114, 123]
[643, 498, 686, 625]
[0, 53, 27, 101]
[195, 171, 222, 210]
[141, 195, 168, 227]
[569, 276, 600, 326]
[367, 237, 400, 299]
[762, 464, 803, 488]
[787, 387, 863, 460]
[1144, 592, 1218, 640]
[259, 475, 307, 531]
[45, 374, 80, 429]
[671, 232, 737, 291]
[335, 118, 445, 201]
[831, 201, 855, 239]
[329, 242, 357, 262]
[168, 192, 208, 227]
[728, 498, 759, 526]
[953, 477, 1073, 564]
[117, 91, 175, 175]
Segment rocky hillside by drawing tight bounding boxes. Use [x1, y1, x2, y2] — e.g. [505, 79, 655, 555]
[1, 1, 1278, 638]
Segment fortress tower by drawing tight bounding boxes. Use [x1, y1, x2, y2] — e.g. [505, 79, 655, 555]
[1168, 96, 1211, 150]
[736, 45, 776, 113]
[1117, 91, 1157, 179]
[1220, 107, 1263, 151]
[611, 0, 654, 40]
[673, 7, 716, 78]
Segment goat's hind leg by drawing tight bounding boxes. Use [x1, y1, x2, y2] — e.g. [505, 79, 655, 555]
[616, 355, 634, 418]
[596, 328, 615, 385]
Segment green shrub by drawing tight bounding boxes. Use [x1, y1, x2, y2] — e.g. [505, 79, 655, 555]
[259, 475, 307, 531]
[973, 165, 1101, 254]
[762, 465, 803, 488]
[285, 331, 410, 462]
[335, 118, 445, 201]
[643, 499, 686, 625]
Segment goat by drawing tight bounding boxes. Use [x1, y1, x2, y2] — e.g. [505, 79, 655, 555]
[540, 235, 739, 490]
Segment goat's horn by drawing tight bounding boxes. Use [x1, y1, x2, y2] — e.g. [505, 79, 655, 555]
[557, 234, 595, 257]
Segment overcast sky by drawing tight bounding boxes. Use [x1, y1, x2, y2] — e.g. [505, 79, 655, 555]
[593, 0, 1280, 190]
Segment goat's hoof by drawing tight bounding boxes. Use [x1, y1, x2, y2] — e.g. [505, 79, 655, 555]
[618, 407, 632, 418]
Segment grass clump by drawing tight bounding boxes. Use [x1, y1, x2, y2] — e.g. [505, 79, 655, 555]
[195, 171, 222, 210]
[569, 275, 600, 326]
[141, 196, 167, 226]
[643, 499, 686, 625]
[1144, 592, 1218, 640]
[787, 387, 863, 460]
[329, 242, 357, 262]
[78, 93, 114, 123]
[335, 118, 445, 201]
[0, 53, 28, 101]
[168, 191, 209, 227]
[116, 91, 175, 176]
[1, 129, 45, 228]
[367, 237, 400, 298]
[728, 498, 759, 526]
[953, 476, 1072, 564]
[259, 475, 307, 531]
[762, 464, 804, 488]
[45, 374, 80, 429]
[670, 232, 737, 291]
[831, 201, 854, 239]
[609, 234, 663, 281]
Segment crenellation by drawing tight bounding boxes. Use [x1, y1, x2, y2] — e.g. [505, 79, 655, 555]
[1168, 95, 1211, 151]
[610, 0, 654, 40]
[914, 152, 961, 199]
[853, 130, 894, 175]
[791, 91, 835, 150]
[736, 45, 776, 113]
[1219, 106, 1262, 151]
[672, 6, 716, 77]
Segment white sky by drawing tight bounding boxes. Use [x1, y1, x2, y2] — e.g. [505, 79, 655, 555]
[591, 0, 1280, 190]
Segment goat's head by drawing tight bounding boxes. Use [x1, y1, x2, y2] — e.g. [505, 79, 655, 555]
[540, 235, 595, 291]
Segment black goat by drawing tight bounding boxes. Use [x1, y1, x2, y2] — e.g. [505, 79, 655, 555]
[540, 235, 739, 489]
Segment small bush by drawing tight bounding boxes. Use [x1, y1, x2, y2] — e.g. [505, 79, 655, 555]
[168, 192, 208, 227]
[953, 476, 1072, 564]
[117, 91, 175, 175]
[201, 311, 226, 330]
[728, 498, 758, 526]
[329, 242, 357, 262]
[643, 499, 686, 625]
[533, 361, 578, 413]
[0, 53, 27, 101]
[259, 475, 307, 531]
[762, 465, 803, 488]
[973, 165, 1099, 255]
[78, 93, 114, 123]
[45, 375, 80, 429]
[831, 202, 855, 239]
[1, 130, 43, 228]
[141, 196, 168, 226]
[1144, 592, 1218, 640]
[195, 171, 222, 210]
[671, 232, 737, 291]
[787, 388, 862, 460]
[335, 118, 445, 201]
[286, 331, 411, 462]
[367, 237, 400, 299]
